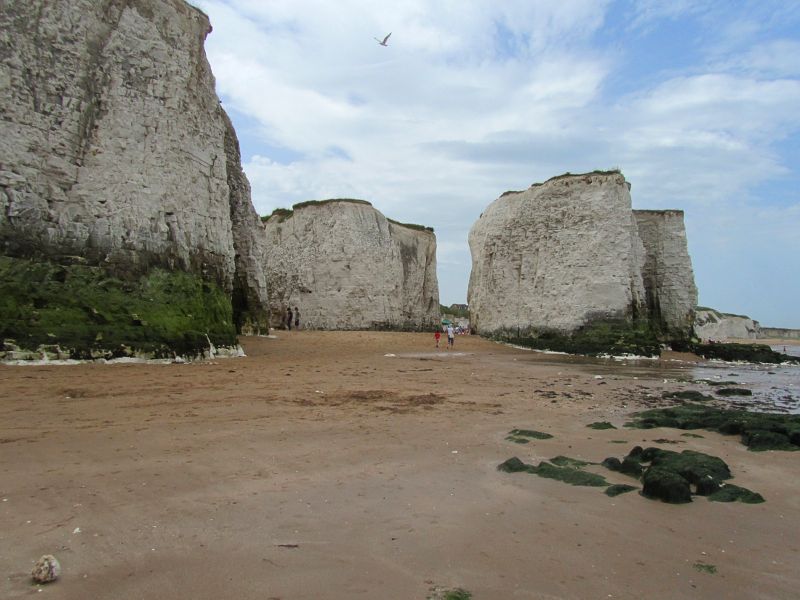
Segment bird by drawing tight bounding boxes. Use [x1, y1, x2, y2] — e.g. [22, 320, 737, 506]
[374, 32, 391, 46]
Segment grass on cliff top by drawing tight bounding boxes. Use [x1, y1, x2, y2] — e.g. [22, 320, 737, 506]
[387, 218, 434, 233]
[530, 168, 623, 187]
[0, 256, 236, 358]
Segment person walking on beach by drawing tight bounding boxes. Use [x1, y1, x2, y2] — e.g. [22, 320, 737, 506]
[434, 329, 441, 349]
[294, 307, 300, 330]
[286, 307, 293, 331]
[446, 324, 455, 350]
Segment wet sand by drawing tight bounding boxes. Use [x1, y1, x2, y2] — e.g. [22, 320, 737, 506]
[1, 331, 798, 599]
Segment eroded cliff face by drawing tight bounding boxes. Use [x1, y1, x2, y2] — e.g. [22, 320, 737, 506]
[633, 210, 697, 337]
[0, 0, 269, 357]
[468, 172, 648, 336]
[262, 201, 439, 331]
[468, 172, 696, 353]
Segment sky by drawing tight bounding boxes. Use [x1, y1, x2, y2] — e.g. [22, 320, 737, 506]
[191, 0, 800, 328]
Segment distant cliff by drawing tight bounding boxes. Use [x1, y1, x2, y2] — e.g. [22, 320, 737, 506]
[694, 309, 759, 341]
[468, 171, 696, 355]
[262, 200, 440, 331]
[0, 0, 269, 359]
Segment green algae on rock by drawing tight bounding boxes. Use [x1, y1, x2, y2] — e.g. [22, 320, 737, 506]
[708, 483, 765, 504]
[663, 390, 715, 402]
[625, 403, 800, 451]
[587, 421, 617, 430]
[427, 587, 472, 600]
[603, 445, 764, 504]
[690, 342, 799, 365]
[605, 484, 638, 497]
[505, 428, 554, 443]
[502, 318, 662, 358]
[498, 456, 608, 487]
[0, 256, 236, 359]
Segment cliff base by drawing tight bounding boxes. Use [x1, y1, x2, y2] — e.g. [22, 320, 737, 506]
[1, 256, 236, 360]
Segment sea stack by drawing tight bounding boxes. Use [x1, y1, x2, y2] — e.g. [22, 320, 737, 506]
[262, 200, 440, 330]
[0, 0, 269, 359]
[468, 171, 696, 355]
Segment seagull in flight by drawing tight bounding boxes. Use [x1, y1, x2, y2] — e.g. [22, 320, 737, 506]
[374, 32, 391, 46]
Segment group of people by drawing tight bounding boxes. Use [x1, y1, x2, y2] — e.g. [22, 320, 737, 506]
[434, 324, 456, 350]
[286, 306, 300, 330]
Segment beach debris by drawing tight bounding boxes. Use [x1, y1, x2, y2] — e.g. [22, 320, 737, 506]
[31, 555, 60, 584]
[504, 428, 553, 443]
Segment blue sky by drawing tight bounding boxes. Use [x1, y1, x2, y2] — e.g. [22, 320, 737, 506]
[192, 0, 800, 328]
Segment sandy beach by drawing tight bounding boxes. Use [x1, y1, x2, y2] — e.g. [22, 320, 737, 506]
[1, 331, 798, 599]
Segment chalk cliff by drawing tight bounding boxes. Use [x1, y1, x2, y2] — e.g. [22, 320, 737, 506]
[694, 309, 759, 341]
[468, 172, 696, 353]
[633, 210, 697, 338]
[262, 200, 440, 331]
[0, 0, 269, 358]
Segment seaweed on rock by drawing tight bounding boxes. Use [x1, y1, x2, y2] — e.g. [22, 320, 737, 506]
[625, 404, 800, 451]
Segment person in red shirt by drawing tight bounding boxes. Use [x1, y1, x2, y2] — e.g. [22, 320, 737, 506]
[434, 330, 441, 349]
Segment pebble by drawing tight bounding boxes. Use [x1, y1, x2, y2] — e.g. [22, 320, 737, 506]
[31, 555, 60, 584]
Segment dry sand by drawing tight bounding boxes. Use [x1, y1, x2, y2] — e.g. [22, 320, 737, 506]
[1, 331, 798, 599]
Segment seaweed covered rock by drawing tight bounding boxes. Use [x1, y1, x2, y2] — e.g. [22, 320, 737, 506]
[641, 467, 692, 503]
[716, 387, 753, 397]
[588, 421, 617, 430]
[505, 428, 554, 443]
[498, 456, 607, 487]
[497, 457, 528, 473]
[708, 484, 765, 504]
[626, 404, 800, 451]
[646, 449, 731, 485]
[663, 390, 715, 402]
[691, 343, 798, 365]
[605, 445, 763, 504]
[605, 484, 638, 497]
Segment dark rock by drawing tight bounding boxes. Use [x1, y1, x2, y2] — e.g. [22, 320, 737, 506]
[641, 467, 692, 504]
[663, 390, 714, 402]
[601, 457, 622, 471]
[497, 457, 529, 473]
[587, 421, 617, 430]
[695, 477, 721, 496]
[742, 430, 793, 451]
[619, 457, 644, 478]
[717, 387, 753, 397]
[708, 483, 765, 504]
[605, 484, 638, 497]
